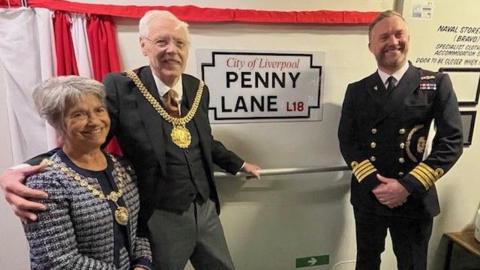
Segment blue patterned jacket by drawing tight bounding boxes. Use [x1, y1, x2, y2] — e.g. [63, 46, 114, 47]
[23, 153, 152, 270]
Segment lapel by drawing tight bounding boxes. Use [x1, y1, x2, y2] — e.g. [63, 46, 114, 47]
[134, 67, 167, 170]
[371, 64, 421, 126]
[182, 74, 195, 111]
[182, 75, 213, 168]
[183, 74, 205, 137]
[366, 72, 388, 100]
[109, 157, 133, 250]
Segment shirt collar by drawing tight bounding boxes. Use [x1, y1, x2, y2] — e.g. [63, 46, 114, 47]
[152, 73, 183, 103]
[377, 61, 409, 86]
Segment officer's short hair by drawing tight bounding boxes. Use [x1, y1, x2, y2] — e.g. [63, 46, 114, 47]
[368, 10, 405, 38]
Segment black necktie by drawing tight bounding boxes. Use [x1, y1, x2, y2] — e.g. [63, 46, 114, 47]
[386, 76, 396, 92]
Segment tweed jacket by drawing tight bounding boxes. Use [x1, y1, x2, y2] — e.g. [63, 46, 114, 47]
[338, 64, 463, 218]
[103, 66, 244, 223]
[23, 153, 152, 270]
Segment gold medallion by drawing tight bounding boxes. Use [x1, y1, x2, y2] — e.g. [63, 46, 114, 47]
[127, 70, 204, 149]
[46, 155, 131, 226]
[171, 125, 191, 148]
[115, 207, 129, 226]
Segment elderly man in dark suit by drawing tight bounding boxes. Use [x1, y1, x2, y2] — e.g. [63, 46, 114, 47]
[103, 10, 261, 270]
[1, 10, 260, 270]
[338, 10, 463, 270]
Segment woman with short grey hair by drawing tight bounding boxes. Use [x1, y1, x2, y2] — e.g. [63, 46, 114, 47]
[32, 76, 105, 135]
[23, 76, 153, 270]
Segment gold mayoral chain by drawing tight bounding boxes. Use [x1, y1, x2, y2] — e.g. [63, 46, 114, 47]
[126, 70, 204, 149]
[41, 155, 130, 226]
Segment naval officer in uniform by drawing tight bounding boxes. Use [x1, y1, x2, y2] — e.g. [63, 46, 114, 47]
[338, 10, 463, 270]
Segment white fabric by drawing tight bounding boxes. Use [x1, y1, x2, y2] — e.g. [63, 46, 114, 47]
[0, 8, 54, 163]
[377, 61, 409, 87]
[423, 119, 436, 161]
[35, 8, 57, 150]
[35, 9, 55, 83]
[70, 13, 93, 78]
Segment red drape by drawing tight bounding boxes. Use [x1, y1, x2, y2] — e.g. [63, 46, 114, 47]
[53, 11, 78, 76]
[87, 15, 121, 81]
[1, 0, 378, 25]
[86, 14, 123, 156]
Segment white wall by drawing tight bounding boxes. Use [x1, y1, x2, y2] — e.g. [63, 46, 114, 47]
[1, 1, 479, 269]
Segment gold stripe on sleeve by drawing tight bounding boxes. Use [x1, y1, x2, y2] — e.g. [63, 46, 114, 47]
[351, 159, 377, 183]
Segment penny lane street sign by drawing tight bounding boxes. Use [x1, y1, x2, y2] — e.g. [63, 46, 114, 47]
[197, 50, 324, 123]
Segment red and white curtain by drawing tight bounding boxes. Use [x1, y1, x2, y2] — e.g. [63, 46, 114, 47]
[0, 7, 121, 163]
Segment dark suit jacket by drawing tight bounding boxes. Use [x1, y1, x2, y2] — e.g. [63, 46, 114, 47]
[103, 66, 244, 222]
[338, 64, 463, 218]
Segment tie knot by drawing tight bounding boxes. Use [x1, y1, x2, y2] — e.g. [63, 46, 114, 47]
[386, 76, 396, 91]
[163, 89, 180, 117]
[165, 89, 178, 100]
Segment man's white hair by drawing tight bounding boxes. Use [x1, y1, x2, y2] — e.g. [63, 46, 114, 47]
[139, 10, 189, 38]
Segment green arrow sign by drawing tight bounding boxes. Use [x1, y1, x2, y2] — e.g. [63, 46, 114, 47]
[296, 255, 329, 268]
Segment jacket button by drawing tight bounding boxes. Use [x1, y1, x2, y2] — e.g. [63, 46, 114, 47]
[398, 157, 405, 163]
[398, 171, 404, 177]
[370, 142, 377, 148]
[371, 128, 378, 134]
[370, 156, 376, 162]
[400, 142, 405, 149]
[399, 128, 406, 134]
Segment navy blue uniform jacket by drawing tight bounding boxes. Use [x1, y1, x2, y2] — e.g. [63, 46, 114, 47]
[338, 64, 463, 218]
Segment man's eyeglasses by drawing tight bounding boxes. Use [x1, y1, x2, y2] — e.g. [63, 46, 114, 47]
[143, 36, 188, 50]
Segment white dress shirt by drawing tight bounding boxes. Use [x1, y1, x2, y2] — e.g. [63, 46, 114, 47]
[377, 61, 409, 89]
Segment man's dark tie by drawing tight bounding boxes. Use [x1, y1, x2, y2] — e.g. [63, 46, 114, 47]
[163, 89, 180, 117]
[386, 76, 396, 92]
